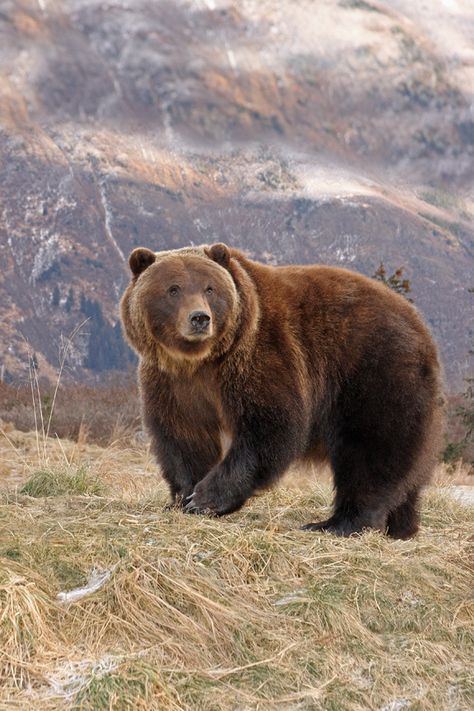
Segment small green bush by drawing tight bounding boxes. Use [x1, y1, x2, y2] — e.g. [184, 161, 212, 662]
[20, 466, 105, 497]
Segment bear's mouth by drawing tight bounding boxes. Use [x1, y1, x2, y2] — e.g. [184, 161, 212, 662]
[167, 333, 214, 361]
[182, 329, 213, 342]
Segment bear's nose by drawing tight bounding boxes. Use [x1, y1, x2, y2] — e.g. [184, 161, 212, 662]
[189, 310, 211, 330]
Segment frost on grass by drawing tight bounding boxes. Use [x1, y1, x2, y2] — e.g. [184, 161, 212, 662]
[46, 656, 164, 709]
[57, 566, 115, 604]
[46, 655, 119, 701]
[441, 485, 474, 506]
[273, 589, 308, 606]
[380, 699, 411, 711]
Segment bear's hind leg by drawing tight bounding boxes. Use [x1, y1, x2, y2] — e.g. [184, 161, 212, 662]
[386, 489, 420, 540]
[303, 361, 439, 537]
[303, 441, 399, 536]
[302, 502, 388, 536]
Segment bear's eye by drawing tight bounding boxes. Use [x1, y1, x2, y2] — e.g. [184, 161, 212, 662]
[205, 286, 214, 295]
[168, 285, 180, 297]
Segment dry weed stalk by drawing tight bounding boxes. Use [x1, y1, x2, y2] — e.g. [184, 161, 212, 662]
[1, 322, 90, 479]
[34, 321, 89, 466]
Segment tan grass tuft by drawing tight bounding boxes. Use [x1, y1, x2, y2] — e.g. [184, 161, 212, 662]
[0, 562, 62, 689]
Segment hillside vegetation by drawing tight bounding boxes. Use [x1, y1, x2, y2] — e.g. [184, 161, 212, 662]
[0, 430, 473, 710]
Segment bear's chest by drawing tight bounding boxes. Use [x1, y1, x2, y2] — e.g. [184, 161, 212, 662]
[169, 372, 233, 458]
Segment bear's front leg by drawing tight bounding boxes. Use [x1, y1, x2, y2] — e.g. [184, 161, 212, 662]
[184, 445, 255, 515]
[152, 429, 221, 509]
[185, 413, 299, 516]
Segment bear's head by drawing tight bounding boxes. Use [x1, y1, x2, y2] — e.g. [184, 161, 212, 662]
[122, 243, 239, 366]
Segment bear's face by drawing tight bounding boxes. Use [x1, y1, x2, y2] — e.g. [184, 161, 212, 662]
[127, 244, 239, 362]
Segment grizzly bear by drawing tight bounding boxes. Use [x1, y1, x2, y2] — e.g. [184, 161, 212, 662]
[121, 243, 443, 539]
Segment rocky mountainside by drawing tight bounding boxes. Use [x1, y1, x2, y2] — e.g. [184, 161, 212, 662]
[1, 0, 473, 388]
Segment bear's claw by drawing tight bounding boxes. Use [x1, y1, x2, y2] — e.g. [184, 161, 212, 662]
[302, 519, 368, 537]
[184, 493, 197, 512]
[184, 493, 215, 516]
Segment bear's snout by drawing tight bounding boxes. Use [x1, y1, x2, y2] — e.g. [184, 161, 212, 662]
[189, 310, 211, 332]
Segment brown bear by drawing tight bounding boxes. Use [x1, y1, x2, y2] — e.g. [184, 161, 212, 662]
[120, 243, 444, 539]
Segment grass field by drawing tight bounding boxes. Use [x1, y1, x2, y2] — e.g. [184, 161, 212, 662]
[0, 429, 473, 710]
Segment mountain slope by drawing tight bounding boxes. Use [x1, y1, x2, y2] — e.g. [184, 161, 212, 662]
[0, 0, 473, 387]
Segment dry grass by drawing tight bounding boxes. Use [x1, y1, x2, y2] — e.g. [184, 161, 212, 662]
[0, 378, 141, 447]
[1, 380, 472, 472]
[0, 431, 473, 710]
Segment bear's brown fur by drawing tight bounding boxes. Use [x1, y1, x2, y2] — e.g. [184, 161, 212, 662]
[121, 243, 444, 538]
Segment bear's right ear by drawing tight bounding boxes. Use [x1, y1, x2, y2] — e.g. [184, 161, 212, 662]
[205, 243, 230, 268]
[128, 248, 156, 277]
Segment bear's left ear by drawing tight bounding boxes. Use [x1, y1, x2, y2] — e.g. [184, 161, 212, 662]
[129, 247, 156, 277]
[205, 243, 230, 268]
